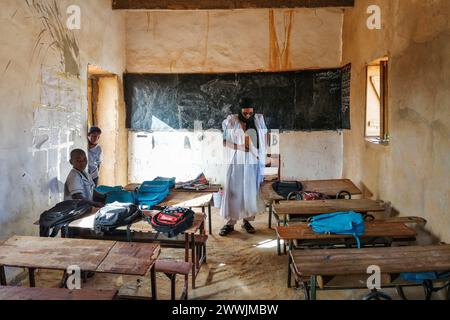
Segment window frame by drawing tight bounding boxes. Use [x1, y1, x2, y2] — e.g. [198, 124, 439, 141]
[364, 57, 389, 144]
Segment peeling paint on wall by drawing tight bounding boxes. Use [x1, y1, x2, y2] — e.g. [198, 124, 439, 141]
[269, 9, 294, 71]
[25, 0, 80, 77]
[30, 66, 83, 202]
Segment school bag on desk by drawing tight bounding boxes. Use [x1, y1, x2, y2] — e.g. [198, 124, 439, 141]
[272, 181, 303, 199]
[149, 207, 195, 238]
[95, 185, 123, 194]
[136, 180, 170, 209]
[308, 211, 365, 248]
[105, 190, 136, 204]
[39, 200, 93, 237]
[153, 177, 176, 189]
[94, 202, 142, 233]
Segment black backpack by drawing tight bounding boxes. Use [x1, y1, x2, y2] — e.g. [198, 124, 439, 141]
[39, 200, 93, 237]
[272, 181, 303, 199]
[94, 203, 142, 233]
[150, 207, 195, 238]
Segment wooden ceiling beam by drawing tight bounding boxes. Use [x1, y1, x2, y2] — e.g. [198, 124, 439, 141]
[112, 0, 355, 10]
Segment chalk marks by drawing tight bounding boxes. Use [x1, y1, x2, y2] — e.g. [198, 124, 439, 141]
[25, 0, 80, 77]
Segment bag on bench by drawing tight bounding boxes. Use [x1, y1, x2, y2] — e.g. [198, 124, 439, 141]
[105, 190, 136, 204]
[39, 200, 93, 237]
[95, 185, 123, 194]
[400, 271, 450, 284]
[308, 211, 365, 248]
[150, 207, 195, 238]
[136, 181, 170, 209]
[272, 181, 303, 199]
[94, 202, 142, 233]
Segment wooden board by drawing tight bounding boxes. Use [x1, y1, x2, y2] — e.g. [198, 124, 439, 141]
[273, 199, 385, 215]
[158, 192, 213, 208]
[301, 179, 361, 196]
[260, 179, 362, 202]
[0, 236, 113, 272]
[291, 245, 450, 277]
[113, 0, 355, 10]
[173, 185, 221, 193]
[0, 286, 117, 300]
[96, 242, 160, 276]
[276, 222, 417, 240]
[125, 183, 221, 193]
[260, 181, 285, 202]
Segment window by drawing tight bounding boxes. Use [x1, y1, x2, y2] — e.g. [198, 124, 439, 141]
[365, 57, 389, 143]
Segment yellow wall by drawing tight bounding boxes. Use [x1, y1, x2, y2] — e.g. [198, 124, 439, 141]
[342, 0, 450, 242]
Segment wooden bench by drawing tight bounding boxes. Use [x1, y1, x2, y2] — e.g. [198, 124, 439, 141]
[155, 260, 192, 300]
[0, 285, 117, 300]
[277, 221, 418, 287]
[289, 244, 450, 300]
[64, 212, 207, 290]
[272, 199, 387, 254]
[0, 236, 160, 300]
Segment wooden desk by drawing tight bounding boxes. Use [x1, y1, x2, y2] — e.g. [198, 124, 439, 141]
[124, 184, 215, 235]
[0, 285, 117, 300]
[0, 236, 160, 300]
[277, 222, 417, 288]
[301, 179, 361, 196]
[273, 199, 386, 255]
[261, 179, 362, 229]
[66, 212, 206, 290]
[290, 245, 450, 300]
[277, 221, 417, 242]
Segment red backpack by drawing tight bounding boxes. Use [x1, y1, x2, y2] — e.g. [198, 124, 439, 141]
[149, 207, 195, 238]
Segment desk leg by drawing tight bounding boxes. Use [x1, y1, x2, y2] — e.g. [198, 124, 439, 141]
[150, 264, 157, 300]
[184, 233, 189, 262]
[268, 203, 273, 229]
[191, 233, 197, 290]
[208, 203, 212, 235]
[287, 241, 293, 288]
[277, 220, 281, 256]
[0, 266, 7, 285]
[310, 275, 317, 300]
[28, 268, 36, 287]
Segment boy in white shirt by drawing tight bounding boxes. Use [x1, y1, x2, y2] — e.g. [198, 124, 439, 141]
[64, 149, 104, 207]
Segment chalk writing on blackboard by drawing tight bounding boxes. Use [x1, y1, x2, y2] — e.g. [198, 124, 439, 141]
[125, 67, 351, 132]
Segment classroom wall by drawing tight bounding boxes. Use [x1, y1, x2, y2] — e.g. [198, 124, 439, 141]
[126, 8, 345, 183]
[0, 0, 127, 243]
[342, 0, 450, 242]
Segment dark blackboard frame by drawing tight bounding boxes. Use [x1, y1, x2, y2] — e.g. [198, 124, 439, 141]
[124, 67, 351, 132]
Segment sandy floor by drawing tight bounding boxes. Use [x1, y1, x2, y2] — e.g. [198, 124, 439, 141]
[16, 207, 449, 300]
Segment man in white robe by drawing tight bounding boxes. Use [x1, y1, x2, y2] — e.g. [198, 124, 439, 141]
[219, 97, 267, 236]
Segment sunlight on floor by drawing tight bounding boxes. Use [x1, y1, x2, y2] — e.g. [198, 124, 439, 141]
[253, 239, 283, 249]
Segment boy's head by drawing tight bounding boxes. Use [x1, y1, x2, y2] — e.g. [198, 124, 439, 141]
[88, 126, 102, 145]
[70, 149, 88, 172]
[239, 97, 255, 120]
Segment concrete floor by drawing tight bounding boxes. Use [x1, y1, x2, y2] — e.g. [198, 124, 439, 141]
[14, 207, 449, 300]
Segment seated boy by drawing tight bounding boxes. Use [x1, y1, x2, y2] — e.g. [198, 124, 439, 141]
[64, 149, 105, 207]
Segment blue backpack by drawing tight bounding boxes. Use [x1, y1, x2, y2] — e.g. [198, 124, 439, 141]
[153, 177, 176, 189]
[105, 190, 136, 204]
[138, 181, 171, 193]
[308, 211, 365, 248]
[400, 271, 450, 284]
[95, 185, 123, 194]
[136, 181, 170, 209]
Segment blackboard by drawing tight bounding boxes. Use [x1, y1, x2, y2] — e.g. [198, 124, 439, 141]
[124, 67, 351, 131]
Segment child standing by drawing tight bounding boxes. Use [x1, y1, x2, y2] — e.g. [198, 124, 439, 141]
[87, 126, 103, 186]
